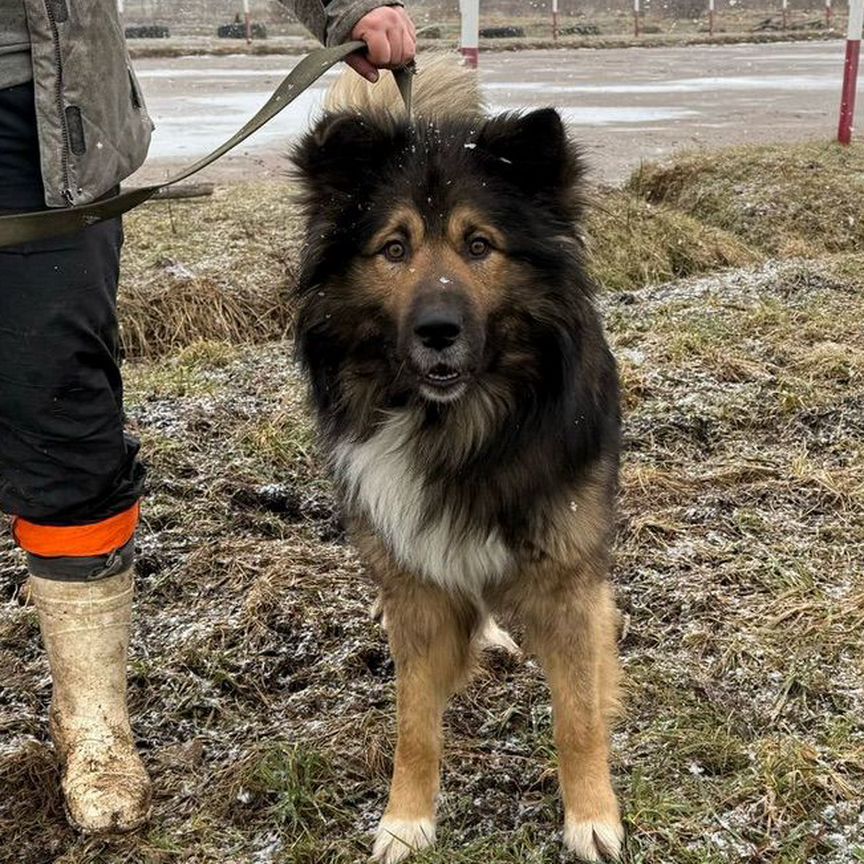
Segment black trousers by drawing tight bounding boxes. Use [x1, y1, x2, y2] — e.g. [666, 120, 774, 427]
[0, 82, 144, 533]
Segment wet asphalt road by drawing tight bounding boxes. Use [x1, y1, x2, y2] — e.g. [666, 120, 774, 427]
[130, 40, 847, 186]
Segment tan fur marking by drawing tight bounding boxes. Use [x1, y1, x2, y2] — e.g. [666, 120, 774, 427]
[353, 457, 623, 859]
[543, 459, 617, 564]
[366, 207, 427, 257]
[350, 200, 534, 329]
[446, 206, 506, 253]
[370, 546, 480, 823]
[520, 577, 620, 816]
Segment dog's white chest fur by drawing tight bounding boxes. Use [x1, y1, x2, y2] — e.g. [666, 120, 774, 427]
[333, 415, 513, 592]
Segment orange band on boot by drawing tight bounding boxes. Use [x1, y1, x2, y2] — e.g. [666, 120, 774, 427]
[13, 502, 140, 558]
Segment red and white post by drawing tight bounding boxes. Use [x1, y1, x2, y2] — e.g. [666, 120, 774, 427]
[243, 0, 252, 44]
[826, 0, 833, 29]
[552, 0, 559, 41]
[634, 0, 641, 37]
[460, 0, 480, 68]
[838, 0, 864, 144]
[708, 0, 715, 36]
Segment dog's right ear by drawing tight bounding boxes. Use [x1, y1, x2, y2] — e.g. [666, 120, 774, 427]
[474, 108, 584, 195]
[292, 112, 397, 196]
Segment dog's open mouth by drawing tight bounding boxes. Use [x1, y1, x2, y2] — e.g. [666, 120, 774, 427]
[424, 364, 461, 388]
[418, 364, 468, 402]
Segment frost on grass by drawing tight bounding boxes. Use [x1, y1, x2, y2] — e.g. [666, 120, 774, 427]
[0, 269, 862, 861]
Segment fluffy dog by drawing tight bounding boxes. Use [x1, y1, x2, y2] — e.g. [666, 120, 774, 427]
[290, 56, 623, 863]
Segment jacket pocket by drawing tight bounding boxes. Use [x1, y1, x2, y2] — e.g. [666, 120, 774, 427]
[127, 66, 144, 110]
[65, 106, 86, 155]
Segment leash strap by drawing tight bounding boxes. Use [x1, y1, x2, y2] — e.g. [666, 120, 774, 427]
[0, 41, 414, 249]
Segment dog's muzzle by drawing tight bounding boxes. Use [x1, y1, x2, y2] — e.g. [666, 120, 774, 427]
[402, 288, 483, 403]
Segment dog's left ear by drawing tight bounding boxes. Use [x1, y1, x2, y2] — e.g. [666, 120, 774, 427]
[474, 108, 582, 192]
[292, 111, 399, 196]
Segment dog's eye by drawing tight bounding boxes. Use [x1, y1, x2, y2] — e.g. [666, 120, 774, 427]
[468, 237, 491, 259]
[382, 240, 407, 262]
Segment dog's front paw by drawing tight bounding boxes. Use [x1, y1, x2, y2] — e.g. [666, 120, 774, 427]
[371, 816, 436, 863]
[564, 815, 624, 862]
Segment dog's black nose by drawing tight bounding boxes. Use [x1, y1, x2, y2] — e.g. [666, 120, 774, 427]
[414, 312, 462, 351]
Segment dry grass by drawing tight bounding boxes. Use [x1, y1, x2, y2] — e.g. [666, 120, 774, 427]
[118, 180, 763, 357]
[124, 9, 846, 59]
[117, 142, 862, 358]
[586, 189, 761, 292]
[118, 185, 301, 358]
[1, 144, 863, 863]
[628, 141, 864, 258]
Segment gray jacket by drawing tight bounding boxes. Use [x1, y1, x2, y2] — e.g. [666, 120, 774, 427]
[20, 0, 401, 208]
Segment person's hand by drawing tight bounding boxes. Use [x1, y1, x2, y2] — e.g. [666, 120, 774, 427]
[346, 6, 416, 83]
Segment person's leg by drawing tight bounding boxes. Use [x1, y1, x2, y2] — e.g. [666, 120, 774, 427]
[0, 82, 150, 833]
[27, 570, 151, 833]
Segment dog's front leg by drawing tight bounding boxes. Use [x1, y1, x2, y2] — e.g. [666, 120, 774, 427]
[523, 577, 623, 862]
[372, 577, 478, 864]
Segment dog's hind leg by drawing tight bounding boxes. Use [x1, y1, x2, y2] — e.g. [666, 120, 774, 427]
[475, 615, 521, 658]
[371, 577, 479, 864]
[521, 576, 623, 863]
[374, 593, 520, 660]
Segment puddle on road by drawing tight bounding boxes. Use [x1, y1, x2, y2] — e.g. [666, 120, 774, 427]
[747, 52, 843, 62]
[147, 88, 327, 159]
[137, 66, 325, 80]
[148, 91, 696, 160]
[491, 105, 699, 125]
[139, 47, 835, 162]
[485, 75, 838, 95]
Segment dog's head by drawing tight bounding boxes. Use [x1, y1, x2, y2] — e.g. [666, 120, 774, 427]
[291, 107, 595, 427]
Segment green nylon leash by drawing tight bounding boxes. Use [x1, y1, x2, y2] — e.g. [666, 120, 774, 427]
[0, 41, 414, 249]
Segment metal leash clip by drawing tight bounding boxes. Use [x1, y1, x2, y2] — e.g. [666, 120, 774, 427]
[394, 60, 417, 118]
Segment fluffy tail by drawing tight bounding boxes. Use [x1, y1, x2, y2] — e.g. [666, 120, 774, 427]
[324, 52, 484, 120]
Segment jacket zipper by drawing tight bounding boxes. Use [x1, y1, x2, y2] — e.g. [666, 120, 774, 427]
[43, 0, 74, 205]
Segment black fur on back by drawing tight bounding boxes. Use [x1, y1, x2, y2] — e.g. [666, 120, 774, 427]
[290, 108, 620, 553]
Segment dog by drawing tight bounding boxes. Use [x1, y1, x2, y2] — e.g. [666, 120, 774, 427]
[290, 55, 623, 863]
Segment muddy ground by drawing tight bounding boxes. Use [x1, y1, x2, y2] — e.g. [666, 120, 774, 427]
[1, 251, 862, 862]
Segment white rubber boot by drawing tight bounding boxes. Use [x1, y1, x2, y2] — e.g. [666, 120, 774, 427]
[29, 569, 152, 834]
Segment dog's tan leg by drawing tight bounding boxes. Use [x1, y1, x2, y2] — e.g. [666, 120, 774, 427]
[523, 577, 623, 862]
[372, 579, 478, 864]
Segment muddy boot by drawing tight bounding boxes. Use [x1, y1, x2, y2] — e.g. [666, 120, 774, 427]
[29, 569, 152, 834]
